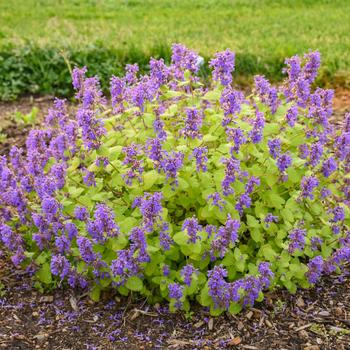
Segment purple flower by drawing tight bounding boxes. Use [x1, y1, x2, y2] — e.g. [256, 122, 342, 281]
[74, 206, 89, 221]
[65, 222, 78, 241]
[77, 236, 96, 263]
[286, 105, 298, 127]
[299, 144, 309, 159]
[264, 213, 279, 227]
[288, 228, 306, 254]
[146, 137, 163, 165]
[268, 139, 281, 159]
[168, 283, 184, 309]
[277, 153, 292, 172]
[160, 151, 184, 187]
[72, 66, 87, 91]
[308, 142, 323, 167]
[236, 276, 262, 306]
[306, 256, 323, 284]
[153, 117, 167, 141]
[226, 127, 246, 153]
[331, 246, 350, 270]
[311, 237, 322, 251]
[122, 143, 144, 185]
[301, 176, 319, 200]
[205, 224, 217, 238]
[303, 51, 321, 84]
[83, 169, 96, 187]
[248, 109, 265, 144]
[283, 52, 320, 107]
[191, 147, 208, 172]
[51, 254, 70, 280]
[0, 223, 23, 251]
[162, 264, 170, 277]
[130, 226, 149, 263]
[331, 206, 345, 222]
[110, 76, 126, 113]
[129, 78, 156, 112]
[133, 192, 163, 232]
[258, 262, 274, 288]
[210, 49, 235, 86]
[308, 88, 333, 130]
[283, 55, 301, 83]
[180, 264, 197, 286]
[254, 75, 280, 114]
[235, 193, 252, 215]
[95, 157, 109, 167]
[321, 157, 337, 177]
[150, 58, 170, 87]
[50, 163, 66, 189]
[220, 87, 244, 118]
[335, 132, 350, 161]
[87, 203, 120, 242]
[211, 215, 240, 258]
[125, 63, 139, 85]
[245, 176, 260, 194]
[208, 265, 230, 308]
[221, 156, 244, 196]
[208, 192, 226, 211]
[182, 217, 202, 244]
[171, 44, 199, 80]
[111, 250, 137, 281]
[76, 108, 106, 150]
[180, 108, 203, 139]
[41, 196, 60, 220]
[159, 222, 173, 251]
[55, 235, 71, 254]
[11, 247, 25, 266]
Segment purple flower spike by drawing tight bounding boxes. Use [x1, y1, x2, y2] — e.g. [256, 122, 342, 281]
[182, 217, 202, 244]
[210, 49, 235, 86]
[168, 283, 184, 309]
[288, 228, 306, 254]
[192, 147, 208, 172]
[180, 264, 197, 286]
[321, 157, 337, 178]
[306, 256, 323, 284]
[268, 139, 281, 159]
[277, 153, 292, 172]
[301, 176, 319, 200]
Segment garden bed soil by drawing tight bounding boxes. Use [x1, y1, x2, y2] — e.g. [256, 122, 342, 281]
[0, 257, 350, 350]
[0, 92, 350, 350]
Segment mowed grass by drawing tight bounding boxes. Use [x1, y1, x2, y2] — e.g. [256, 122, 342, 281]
[0, 0, 349, 99]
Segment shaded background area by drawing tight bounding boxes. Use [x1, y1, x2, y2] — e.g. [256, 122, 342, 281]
[0, 0, 349, 100]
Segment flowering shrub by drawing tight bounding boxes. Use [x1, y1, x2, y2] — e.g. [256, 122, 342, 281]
[1, 44, 350, 316]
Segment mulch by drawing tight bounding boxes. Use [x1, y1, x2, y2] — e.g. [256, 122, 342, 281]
[0, 93, 350, 350]
[0, 256, 350, 350]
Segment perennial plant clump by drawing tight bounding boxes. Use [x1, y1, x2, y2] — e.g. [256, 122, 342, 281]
[0, 44, 350, 315]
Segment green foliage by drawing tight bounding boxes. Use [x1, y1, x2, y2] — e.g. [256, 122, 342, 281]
[12, 107, 38, 126]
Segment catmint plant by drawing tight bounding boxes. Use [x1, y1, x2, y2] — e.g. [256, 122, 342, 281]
[0, 45, 349, 316]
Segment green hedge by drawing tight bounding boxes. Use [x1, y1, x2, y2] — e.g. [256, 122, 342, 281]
[0, 43, 325, 101]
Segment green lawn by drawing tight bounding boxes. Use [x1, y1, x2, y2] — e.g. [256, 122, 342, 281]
[0, 0, 349, 99]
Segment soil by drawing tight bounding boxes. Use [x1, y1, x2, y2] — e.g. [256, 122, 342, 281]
[1, 257, 350, 350]
[0, 92, 350, 350]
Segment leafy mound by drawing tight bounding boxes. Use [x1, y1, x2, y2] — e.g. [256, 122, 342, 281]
[1, 44, 349, 315]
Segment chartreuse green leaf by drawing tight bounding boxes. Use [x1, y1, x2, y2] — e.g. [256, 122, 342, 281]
[143, 170, 159, 190]
[126, 276, 143, 291]
[36, 263, 52, 284]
